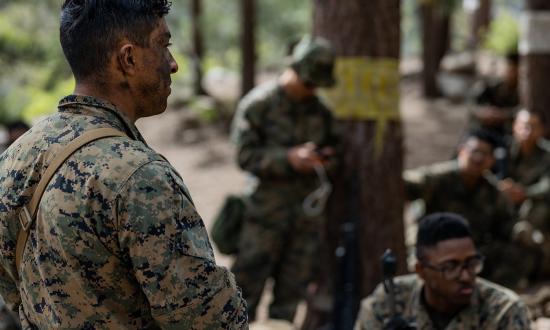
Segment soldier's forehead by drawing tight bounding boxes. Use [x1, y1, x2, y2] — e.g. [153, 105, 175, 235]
[426, 237, 476, 262]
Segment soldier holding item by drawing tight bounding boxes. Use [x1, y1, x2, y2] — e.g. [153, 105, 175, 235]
[230, 35, 338, 322]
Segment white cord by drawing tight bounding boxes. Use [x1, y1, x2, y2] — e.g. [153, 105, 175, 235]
[302, 163, 333, 217]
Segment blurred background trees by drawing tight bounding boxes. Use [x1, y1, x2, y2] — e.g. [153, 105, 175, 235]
[0, 0, 522, 126]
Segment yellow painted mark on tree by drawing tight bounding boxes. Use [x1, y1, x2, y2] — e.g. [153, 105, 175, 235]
[321, 57, 400, 157]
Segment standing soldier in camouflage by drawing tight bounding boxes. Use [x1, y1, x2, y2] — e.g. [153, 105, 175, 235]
[498, 109, 550, 281]
[230, 36, 338, 322]
[0, 1, 247, 328]
[403, 130, 530, 289]
[355, 213, 532, 330]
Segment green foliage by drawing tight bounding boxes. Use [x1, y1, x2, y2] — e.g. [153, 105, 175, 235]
[483, 11, 519, 56]
[0, 1, 68, 124]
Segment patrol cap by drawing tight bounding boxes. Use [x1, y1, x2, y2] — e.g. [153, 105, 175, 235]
[290, 35, 336, 88]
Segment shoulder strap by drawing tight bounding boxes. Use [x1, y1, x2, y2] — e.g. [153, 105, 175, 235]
[15, 128, 127, 279]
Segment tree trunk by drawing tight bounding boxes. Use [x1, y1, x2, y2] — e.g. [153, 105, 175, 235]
[240, 0, 256, 97]
[521, 1, 550, 134]
[190, 0, 206, 96]
[420, 3, 450, 98]
[303, 1, 406, 328]
[471, 0, 492, 48]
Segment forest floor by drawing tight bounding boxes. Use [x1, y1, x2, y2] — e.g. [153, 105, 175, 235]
[135, 74, 471, 327]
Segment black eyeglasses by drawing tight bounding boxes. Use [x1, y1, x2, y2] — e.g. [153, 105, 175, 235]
[422, 255, 485, 280]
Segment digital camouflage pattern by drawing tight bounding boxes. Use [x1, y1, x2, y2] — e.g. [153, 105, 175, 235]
[504, 141, 550, 279]
[354, 274, 532, 330]
[0, 95, 247, 329]
[230, 81, 337, 321]
[403, 161, 532, 289]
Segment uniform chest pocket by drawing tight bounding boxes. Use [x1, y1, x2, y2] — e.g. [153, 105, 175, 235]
[263, 116, 295, 146]
[262, 113, 327, 146]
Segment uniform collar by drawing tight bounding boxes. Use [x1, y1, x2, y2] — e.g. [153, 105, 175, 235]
[411, 278, 481, 329]
[57, 94, 146, 143]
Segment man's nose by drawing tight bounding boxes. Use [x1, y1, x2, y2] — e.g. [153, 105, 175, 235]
[170, 53, 178, 74]
[458, 267, 474, 282]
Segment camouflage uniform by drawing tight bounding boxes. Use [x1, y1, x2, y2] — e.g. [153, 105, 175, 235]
[354, 274, 532, 330]
[504, 141, 550, 279]
[470, 79, 519, 136]
[231, 80, 337, 321]
[0, 95, 247, 329]
[404, 161, 531, 288]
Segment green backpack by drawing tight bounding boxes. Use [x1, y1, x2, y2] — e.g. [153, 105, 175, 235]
[211, 195, 246, 255]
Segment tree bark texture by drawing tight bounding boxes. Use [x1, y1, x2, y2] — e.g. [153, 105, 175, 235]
[303, 0, 406, 328]
[190, 0, 206, 96]
[240, 0, 256, 97]
[471, 0, 492, 48]
[521, 1, 550, 134]
[420, 3, 450, 98]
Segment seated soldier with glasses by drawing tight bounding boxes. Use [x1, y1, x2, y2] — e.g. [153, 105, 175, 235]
[355, 213, 532, 330]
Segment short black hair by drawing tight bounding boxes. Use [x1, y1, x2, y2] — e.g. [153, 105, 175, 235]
[60, 0, 172, 80]
[461, 128, 501, 151]
[416, 213, 472, 260]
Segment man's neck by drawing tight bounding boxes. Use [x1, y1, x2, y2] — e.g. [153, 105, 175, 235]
[278, 69, 314, 101]
[459, 171, 482, 188]
[74, 82, 137, 123]
[519, 141, 537, 156]
[422, 288, 465, 317]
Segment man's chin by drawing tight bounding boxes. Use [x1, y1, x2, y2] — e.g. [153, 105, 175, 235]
[455, 287, 474, 303]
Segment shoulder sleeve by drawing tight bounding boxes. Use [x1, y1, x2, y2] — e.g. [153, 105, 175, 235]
[496, 299, 533, 330]
[354, 284, 387, 330]
[230, 90, 293, 178]
[403, 167, 432, 202]
[115, 161, 248, 329]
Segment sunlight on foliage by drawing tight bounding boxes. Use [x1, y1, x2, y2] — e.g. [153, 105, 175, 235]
[22, 78, 74, 123]
[484, 11, 519, 56]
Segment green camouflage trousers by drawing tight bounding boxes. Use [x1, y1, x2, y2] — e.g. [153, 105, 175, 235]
[231, 193, 322, 322]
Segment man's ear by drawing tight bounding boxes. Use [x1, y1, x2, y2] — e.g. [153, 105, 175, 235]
[117, 44, 137, 76]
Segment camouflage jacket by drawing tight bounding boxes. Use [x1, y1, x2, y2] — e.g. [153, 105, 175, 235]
[354, 274, 532, 330]
[504, 141, 550, 202]
[404, 161, 515, 246]
[231, 81, 337, 202]
[0, 95, 247, 329]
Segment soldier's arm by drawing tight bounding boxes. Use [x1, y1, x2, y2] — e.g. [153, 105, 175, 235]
[493, 192, 518, 240]
[496, 300, 533, 330]
[116, 161, 247, 329]
[403, 169, 431, 202]
[0, 266, 20, 312]
[354, 284, 387, 330]
[524, 175, 550, 200]
[231, 99, 294, 179]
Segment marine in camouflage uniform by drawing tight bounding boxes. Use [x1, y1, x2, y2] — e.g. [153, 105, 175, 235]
[230, 36, 338, 321]
[0, 96, 247, 329]
[404, 131, 530, 289]
[355, 213, 532, 330]
[498, 110, 550, 281]
[355, 274, 532, 330]
[470, 53, 520, 137]
[0, 1, 247, 328]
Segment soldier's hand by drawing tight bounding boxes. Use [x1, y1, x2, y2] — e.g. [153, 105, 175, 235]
[287, 142, 323, 173]
[383, 315, 415, 330]
[498, 179, 527, 205]
[316, 146, 335, 161]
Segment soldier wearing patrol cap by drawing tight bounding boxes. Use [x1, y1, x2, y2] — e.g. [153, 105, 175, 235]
[230, 35, 339, 322]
